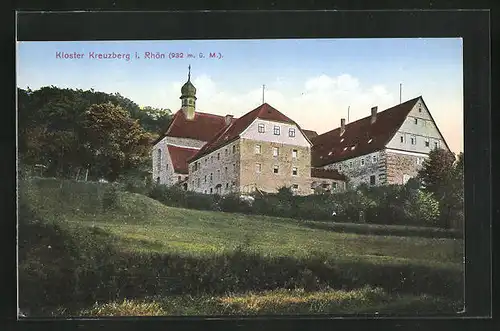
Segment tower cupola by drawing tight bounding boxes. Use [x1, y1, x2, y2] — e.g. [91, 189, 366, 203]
[180, 65, 197, 120]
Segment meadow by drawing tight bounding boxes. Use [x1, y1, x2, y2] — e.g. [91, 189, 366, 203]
[18, 178, 464, 317]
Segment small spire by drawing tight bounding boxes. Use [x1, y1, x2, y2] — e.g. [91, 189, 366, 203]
[188, 65, 191, 81]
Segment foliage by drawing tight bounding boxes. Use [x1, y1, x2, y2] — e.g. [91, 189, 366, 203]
[418, 149, 464, 229]
[17, 86, 171, 181]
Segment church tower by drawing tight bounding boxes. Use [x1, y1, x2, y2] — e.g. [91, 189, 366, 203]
[180, 65, 197, 120]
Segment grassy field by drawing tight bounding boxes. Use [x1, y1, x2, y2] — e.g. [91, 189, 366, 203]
[19, 178, 464, 316]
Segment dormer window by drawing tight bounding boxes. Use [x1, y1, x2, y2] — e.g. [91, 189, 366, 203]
[343, 147, 347, 151]
[328, 151, 333, 156]
[351, 145, 356, 151]
[368, 138, 373, 144]
[340, 138, 344, 143]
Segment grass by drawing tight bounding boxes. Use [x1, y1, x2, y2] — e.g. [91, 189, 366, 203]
[22, 179, 463, 267]
[71, 287, 460, 317]
[19, 178, 464, 316]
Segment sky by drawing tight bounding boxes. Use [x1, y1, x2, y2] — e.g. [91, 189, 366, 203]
[17, 38, 463, 153]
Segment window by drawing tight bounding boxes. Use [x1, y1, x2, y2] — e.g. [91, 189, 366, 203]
[217, 169, 220, 179]
[273, 165, 279, 174]
[400, 136, 404, 143]
[232, 145, 236, 153]
[370, 175, 376, 186]
[292, 149, 298, 158]
[210, 188, 213, 194]
[273, 125, 281, 135]
[255, 145, 261, 154]
[225, 149, 228, 156]
[178, 176, 181, 182]
[210, 173, 213, 182]
[349, 161, 353, 168]
[425, 139, 430, 147]
[225, 166, 228, 174]
[258, 123, 265, 133]
[411, 137, 416, 145]
[273, 147, 279, 157]
[361, 159, 365, 166]
[197, 178, 200, 187]
[226, 183, 229, 189]
[292, 167, 298, 176]
[332, 182, 338, 190]
[204, 175, 207, 183]
[156, 177, 160, 184]
[292, 184, 299, 190]
[192, 180, 194, 188]
[414, 118, 418, 124]
[289, 128, 296, 137]
[255, 163, 262, 173]
[166, 164, 168, 170]
[418, 107, 422, 113]
[217, 153, 220, 160]
[339, 164, 342, 171]
[372, 155, 377, 163]
[435, 141, 439, 149]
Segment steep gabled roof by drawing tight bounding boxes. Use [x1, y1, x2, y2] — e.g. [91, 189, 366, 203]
[303, 129, 319, 140]
[166, 144, 199, 174]
[311, 168, 347, 181]
[153, 110, 230, 145]
[188, 103, 297, 163]
[311, 97, 421, 167]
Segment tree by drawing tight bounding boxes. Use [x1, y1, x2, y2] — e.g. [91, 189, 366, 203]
[79, 102, 154, 181]
[418, 148, 464, 228]
[417, 148, 456, 196]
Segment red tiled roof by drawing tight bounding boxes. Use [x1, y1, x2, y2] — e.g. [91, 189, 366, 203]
[166, 144, 199, 174]
[188, 103, 297, 162]
[311, 168, 347, 181]
[303, 129, 318, 140]
[311, 97, 421, 167]
[153, 110, 230, 145]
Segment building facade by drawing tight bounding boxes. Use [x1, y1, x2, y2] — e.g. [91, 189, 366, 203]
[152, 70, 451, 194]
[311, 97, 452, 187]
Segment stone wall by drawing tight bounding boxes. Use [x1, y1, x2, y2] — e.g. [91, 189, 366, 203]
[239, 138, 311, 195]
[152, 135, 205, 186]
[311, 177, 346, 193]
[385, 150, 425, 185]
[322, 150, 387, 187]
[187, 140, 241, 195]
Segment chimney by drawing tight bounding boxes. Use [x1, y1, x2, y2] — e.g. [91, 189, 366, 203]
[370, 106, 378, 124]
[340, 118, 346, 136]
[225, 114, 234, 126]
